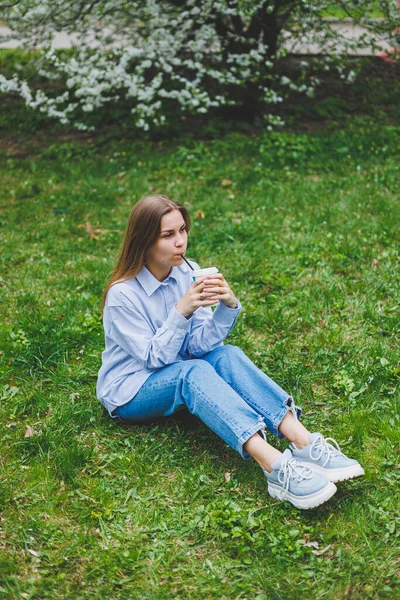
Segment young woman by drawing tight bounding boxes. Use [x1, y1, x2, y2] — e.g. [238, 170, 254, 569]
[97, 195, 364, 510]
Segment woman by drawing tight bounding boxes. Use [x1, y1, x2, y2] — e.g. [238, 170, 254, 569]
[97, 195, 364, 510]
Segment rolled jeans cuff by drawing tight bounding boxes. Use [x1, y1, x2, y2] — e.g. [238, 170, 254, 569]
[238, 416, 267, 460]
[273, 396, 302, 439]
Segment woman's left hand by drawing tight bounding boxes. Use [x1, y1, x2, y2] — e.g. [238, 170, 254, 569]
[201, 273, 238, 308]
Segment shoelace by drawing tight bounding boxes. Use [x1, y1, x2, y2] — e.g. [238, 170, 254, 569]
[277, 459, 314, 500]
[309, 435, 344, 467]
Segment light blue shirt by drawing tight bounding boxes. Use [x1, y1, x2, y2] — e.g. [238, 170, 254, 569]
[96, 261, 242, 416]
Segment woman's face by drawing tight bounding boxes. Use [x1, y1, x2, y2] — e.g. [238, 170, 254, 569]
[147, 209, 188, 277]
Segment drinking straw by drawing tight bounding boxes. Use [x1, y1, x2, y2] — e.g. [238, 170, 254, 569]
[181, 255, 194, 270]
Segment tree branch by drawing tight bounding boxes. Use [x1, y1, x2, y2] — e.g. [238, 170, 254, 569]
[246, 0, 301, 55]
[0, 1, 21, 9]
[227, 0, 244, 37]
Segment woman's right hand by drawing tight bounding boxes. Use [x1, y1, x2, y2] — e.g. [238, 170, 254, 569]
[175, 278, 218, 318]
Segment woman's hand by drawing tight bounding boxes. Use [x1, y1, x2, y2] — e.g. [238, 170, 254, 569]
[176, 273, 237, 317]
[176, 278, 221, 317]
[175, 274, 237, 318]
[201, 273, 237, 309]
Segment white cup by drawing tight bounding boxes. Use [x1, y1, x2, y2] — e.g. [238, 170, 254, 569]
[191, 267, 219, 282]
[192, 267, 220, 307]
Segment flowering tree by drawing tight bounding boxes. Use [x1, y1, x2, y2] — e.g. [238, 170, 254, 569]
[0, 0, 398, 130]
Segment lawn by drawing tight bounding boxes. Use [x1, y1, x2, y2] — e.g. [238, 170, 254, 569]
[0, 106, 399, 598]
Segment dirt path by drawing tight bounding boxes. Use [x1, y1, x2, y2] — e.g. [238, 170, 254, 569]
[0, 21, 392, 55]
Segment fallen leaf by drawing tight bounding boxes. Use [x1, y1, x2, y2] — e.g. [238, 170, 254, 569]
[312, 544, 332, 556]
[117, 171, 126, 178]
[28, 548, 40, 558]
[77, 223, 123, 240]
[77, 222, 98, 240]
[304, 540, 319, 549]
[224, 472, 231, 482]
[85, 222, 96, 240]
[24, 425, 35, 438]
[221, 179, 232, 187]
[194, 209, 205, 220]
[345, 584, 352, 598]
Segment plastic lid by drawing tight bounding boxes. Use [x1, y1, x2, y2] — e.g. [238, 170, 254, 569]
[192, 267, 219, 277]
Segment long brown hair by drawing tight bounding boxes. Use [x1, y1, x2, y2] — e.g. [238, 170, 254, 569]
[103, 195, 191, 306]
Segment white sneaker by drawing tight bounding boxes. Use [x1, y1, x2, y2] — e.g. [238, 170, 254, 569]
[291, 433, 365, 483]
[264, 449, 337, 510]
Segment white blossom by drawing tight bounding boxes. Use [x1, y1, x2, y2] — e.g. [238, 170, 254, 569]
[0, 0, 397, 130]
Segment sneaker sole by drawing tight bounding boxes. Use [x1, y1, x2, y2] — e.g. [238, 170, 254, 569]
[296, 462, 365, 483]
[267, 481, 337, 510]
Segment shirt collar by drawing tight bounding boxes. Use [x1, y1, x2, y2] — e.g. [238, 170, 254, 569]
[136, 265, 180, 297]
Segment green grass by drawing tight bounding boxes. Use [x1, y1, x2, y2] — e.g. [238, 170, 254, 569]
[323, 5, 385, 19]
[0, 116, 399, 599]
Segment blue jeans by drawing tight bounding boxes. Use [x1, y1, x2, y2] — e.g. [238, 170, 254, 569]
[114, 345, 301, 460]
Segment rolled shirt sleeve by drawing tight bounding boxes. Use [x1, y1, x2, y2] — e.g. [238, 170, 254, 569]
[186, 300, 242, 357]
